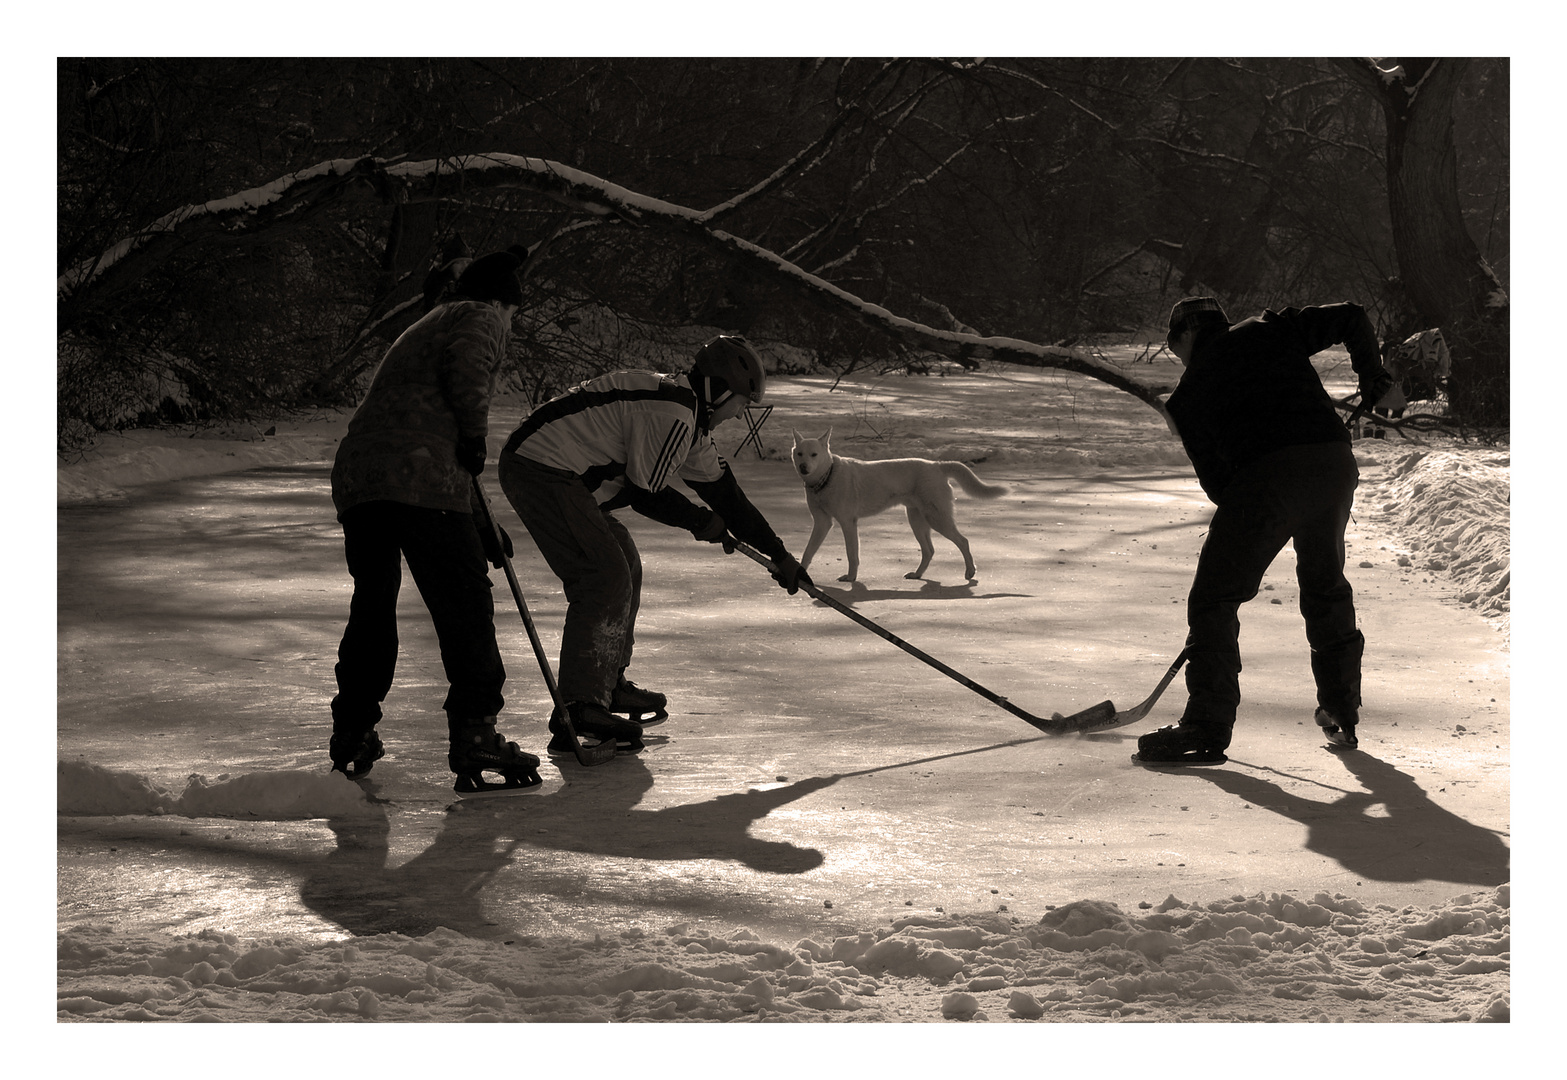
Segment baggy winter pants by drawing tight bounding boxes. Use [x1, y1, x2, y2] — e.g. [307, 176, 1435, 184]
[1182, 441, 1364, 729]
[498, 451, 642, 707]
[331, 500, 506, 733]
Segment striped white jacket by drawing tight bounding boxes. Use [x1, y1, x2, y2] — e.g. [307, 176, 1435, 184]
[502, 370, 726, 505]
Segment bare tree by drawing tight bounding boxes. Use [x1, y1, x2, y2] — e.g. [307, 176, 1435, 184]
[1338, 58, 1508, 426]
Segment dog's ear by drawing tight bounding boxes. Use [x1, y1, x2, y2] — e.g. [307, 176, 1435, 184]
[792, 428, 802, 443]
[823, 427, 833, 443]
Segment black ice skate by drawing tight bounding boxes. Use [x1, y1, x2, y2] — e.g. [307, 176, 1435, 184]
[609, 672, 668, 726]
[549, 702, 644, 758]
[448, 717, 543, 795]
[1131, 721, 1231, 766]
[329, 726, 385, 779]
[1314, 707, 1359, 751]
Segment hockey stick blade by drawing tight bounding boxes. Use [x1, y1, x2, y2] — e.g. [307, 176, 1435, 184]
[1062, 649, 1192, 732]
[559, 713, 618, 767]
[1050, 699, 1117, 732]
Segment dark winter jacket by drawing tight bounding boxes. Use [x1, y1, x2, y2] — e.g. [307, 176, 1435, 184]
[331, 300, 510, 517]
[1165, 303, 1383, 503]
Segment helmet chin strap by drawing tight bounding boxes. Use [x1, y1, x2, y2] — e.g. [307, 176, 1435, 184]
[703, 376, 734, 411]
[695, 376, 734, 430]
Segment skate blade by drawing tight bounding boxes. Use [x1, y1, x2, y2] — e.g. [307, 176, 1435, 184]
[548, 740, 638, 761]
[615, 708, 668, 727]
[546, 744, 628, 760]
[1131, 751, 1228, 768]
[453, 771, 544, 797]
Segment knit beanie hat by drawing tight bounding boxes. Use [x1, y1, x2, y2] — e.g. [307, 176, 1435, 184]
[453, 248, 526, 307]
[1168, 296, 1230, 337]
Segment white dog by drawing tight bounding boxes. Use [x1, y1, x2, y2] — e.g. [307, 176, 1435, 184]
[792, 429, 1007, 583]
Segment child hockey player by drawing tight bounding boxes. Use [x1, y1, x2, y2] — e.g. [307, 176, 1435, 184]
[497, 335, 810, 757]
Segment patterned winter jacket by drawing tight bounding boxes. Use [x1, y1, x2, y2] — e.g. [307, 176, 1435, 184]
[331, 300, 510, 518]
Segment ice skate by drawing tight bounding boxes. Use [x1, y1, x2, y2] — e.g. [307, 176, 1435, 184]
[329, 726, 385, 779]
[448, 717, 543, 795]
[549, 702, 644, 757]
[1131, 721, 1231, 766]
[609, 672, 668, 726]
[1314, 707, 1359, 750]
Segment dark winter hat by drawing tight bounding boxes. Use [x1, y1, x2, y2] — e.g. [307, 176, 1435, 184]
[1168, 296, 1230, 337]
[453, 250, 525, 307]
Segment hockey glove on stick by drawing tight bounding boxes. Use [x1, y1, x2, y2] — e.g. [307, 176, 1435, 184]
[692, 511, 739, 553]
[456, 434, 488, 476]
[769, 553, 812, 595]
[477, 518, 514, 569]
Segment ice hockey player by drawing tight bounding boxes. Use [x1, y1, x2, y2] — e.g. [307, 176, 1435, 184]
[497, 335, 811, 757]
[1135, 296, 1395, 765]
[327, 249, 543, 794]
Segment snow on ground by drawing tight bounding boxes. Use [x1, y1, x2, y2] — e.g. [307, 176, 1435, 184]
[57, 352, 1511, 1026]
[57, 882, 1509, 1023]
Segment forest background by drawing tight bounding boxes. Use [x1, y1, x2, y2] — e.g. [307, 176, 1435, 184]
[55, 54, 1510, 453]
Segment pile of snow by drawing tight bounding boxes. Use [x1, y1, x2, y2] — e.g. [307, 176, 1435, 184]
[57, 762, 375, 820]
[57, 885, 1508, 1022]
[1360, 448, 1511, 622]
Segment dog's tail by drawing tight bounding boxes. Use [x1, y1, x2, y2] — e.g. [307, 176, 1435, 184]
[939, 462, 1008, 498]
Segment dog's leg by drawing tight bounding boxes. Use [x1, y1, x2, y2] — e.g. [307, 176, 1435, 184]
[904, 505, 935, 579]
[800, 507, 832, 572]
[927, 497, 977, 581]
[840, 519, 860, 582]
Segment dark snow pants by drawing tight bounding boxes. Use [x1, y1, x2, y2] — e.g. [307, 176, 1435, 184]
[331, 500, 506, 733]
[1182, 441, 1364, 730]
[498, 451, 642, 708]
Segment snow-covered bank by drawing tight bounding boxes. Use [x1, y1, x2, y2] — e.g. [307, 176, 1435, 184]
[57, 419, 343, 505]
[57, 883, 1508, 1022]
[57, 761, 373, 820]
[1360, 448, 1511, 626]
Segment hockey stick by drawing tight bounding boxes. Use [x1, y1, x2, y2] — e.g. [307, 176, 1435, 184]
[472, 477, 616, 767]
[732, 541, 1120, 734]
[1098, 647, 1190, 726]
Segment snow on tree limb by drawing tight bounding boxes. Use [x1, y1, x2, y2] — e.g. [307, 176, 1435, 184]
[60, 152, 1172, 415]
[57, 157, 376, 296]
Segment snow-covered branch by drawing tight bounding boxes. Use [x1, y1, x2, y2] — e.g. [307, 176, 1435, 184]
[58, 157, 379, 297]
[61, 152, 1173, 415]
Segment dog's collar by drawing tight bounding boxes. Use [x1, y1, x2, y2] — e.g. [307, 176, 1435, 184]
[804, 459, 836, 494]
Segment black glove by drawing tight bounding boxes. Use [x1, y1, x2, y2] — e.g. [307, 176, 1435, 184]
[692, 511, 737, 552]
[770, 553, 812, 595]
[477, 520, 514, 569]
[1360, 367, 1396, 407]
[456, 435, 488, 476]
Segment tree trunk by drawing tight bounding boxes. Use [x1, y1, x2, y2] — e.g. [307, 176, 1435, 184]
[1340, 58, 1509, 427]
